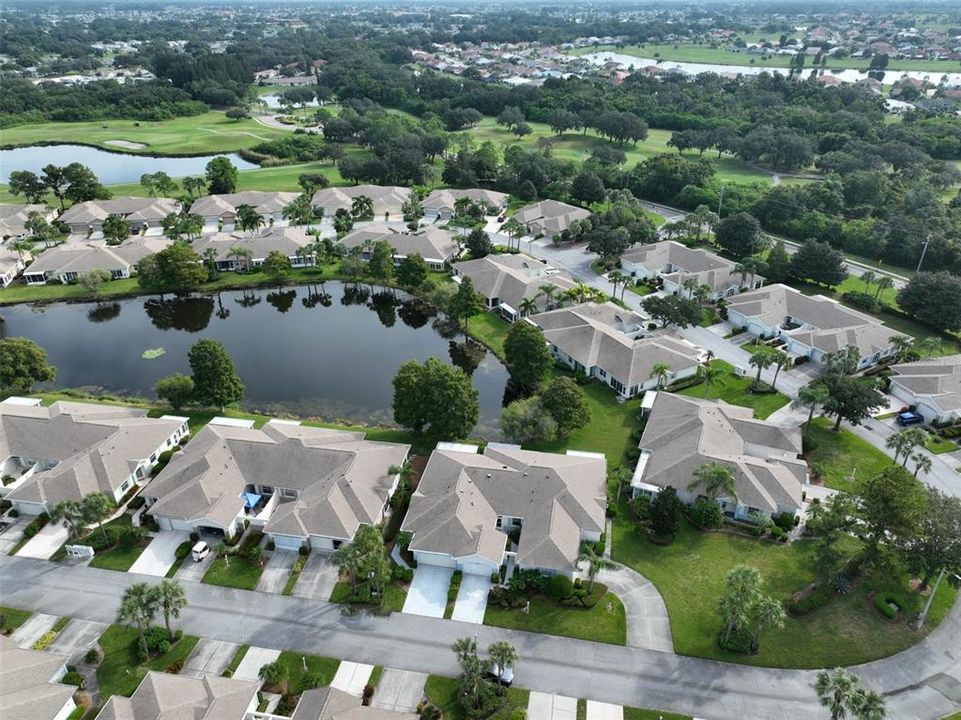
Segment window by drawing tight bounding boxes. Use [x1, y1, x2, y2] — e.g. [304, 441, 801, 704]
[495, 517, 503, 529]
[150, 453, 157, 463]
[120, 480, 130, 492]
[282, 488, 298, 499]
[598, 368, 607, 378]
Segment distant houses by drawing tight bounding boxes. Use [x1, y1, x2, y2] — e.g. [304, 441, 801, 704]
[22, 237, 171, 285]
[192, 226, 318, 271]
[59, 197, 179, 237]
[452, 253, 577, 321]
[189, 191, 300, 231]
[0, 244, 30, 287]
[889, 354, 961, 425]
[340, 223, 460, 269]
[311, 185, 411, 221]
[0, 203, 55, 240]
[422, 188, 509, 220]
[513, 199, 590, 238]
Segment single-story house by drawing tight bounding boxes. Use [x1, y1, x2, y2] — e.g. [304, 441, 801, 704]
[402, 442, 606, 578]
[59, 198, 179, 236]
[145, 418, 409, 550]
[452, 253, 577, 321]
[0, 203, 55, 240]
[422, 188, 510, 220]
[311, 185, 411, 221]
[619, 240, 764, 300]
[631, 392, 805, 522]
[292, 686, 418, 720]
[188, 191, 300, 231]
[0, 635, 77, 720]
[192, 227, 317, 271]
[889, 354, 961, 424]
[724, 283, 909, 369]
[22, 237, 172, 285]
[513, 199, 590, 239]
[0, 398, 189, 516]
[528, 302, 705, 399]
[0, 244, 30, 287]
[340, 223, 459, 269]
[95, 670, 259, 720]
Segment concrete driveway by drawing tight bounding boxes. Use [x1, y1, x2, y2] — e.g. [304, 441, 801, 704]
[374, 669, 427, 712]
[451, 573, 490, 624]
[174, 542, 216, 582]
[128, 531, 188, 577]
[528, 693, 578, 720]
[233, 646, 281, 682]
[256, 550, 296, 594]
[45, 619, 107, 661]
[401, 566, 452, 618]
[182, 638, 240, 678]
[293, 553, 339, 601]
[586, 701, 623, 720]
[0, 517, 26, 555]
[10, 613, 58, 648]
[332, 661, 374, 696]
[16, 523, 68, 560]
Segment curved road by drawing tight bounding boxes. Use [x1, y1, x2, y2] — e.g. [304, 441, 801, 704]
[1, 555, 958, 719]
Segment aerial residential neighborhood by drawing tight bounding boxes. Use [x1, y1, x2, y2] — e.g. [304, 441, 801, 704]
[1, 3, 960, 720]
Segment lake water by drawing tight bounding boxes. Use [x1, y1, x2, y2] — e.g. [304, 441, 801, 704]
[0, 282, 511, 435]
[583, 51, 961, 86]
[260, 94, 319, 110]
[0, 144, 258, 185]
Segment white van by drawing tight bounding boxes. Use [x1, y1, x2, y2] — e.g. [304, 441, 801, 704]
[191, 541, 210, 562]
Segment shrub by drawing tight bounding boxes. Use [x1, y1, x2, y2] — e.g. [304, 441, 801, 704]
[770, 526, 785, 540]
[23, 515, 47, 538]
[393, 565, 414, 583]
[689, 497, 723, 529]
[174, 541, 192, 561]
[773, 512, 796, 531]
[32, 631, 58, 651]
[189, 532, 199, 542]
[873, 592, 902, 620]
[787, 583, 833, 616]
[510, 710, 528, 720]
[165, 659, 185, 674]
[546, 574, 573, 601]
[84, 648, 99, 665]
[277, 694, 298, 716]
[298, 544, 309, 556]
[717, 625, 754, 654]
[144, 627, 171, 654]
[128, 496, 146, 510]
[421, 703, 442, 720]
[236, 530, 263, 556]
[62, 671, 85, 688]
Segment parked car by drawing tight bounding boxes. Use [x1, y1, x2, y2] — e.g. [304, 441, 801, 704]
[191, 541, 210, 562]
[486, 663, 514, 686]
[896, 412, 924, 427]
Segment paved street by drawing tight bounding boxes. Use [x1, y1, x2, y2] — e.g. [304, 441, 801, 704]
[2, 556, 958, 720]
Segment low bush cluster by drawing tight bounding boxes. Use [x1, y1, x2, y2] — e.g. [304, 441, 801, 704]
[174, 541, 192, 561]
[786, 583, 834, 616]
[688, 497, 723, 529]
[62, 671, 85, 688]
[717, 625, 754, 654]
[22, 514, 48, 539]
[236, 531, 264, 558]
[873, 592, 903, 620]
[32, 631, 58, 651]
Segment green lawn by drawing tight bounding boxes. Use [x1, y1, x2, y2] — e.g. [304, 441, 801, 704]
[223, 644, 249, 677]
[275, 651, 340, 695]
[96, 625, 200, 699]
[202, 556, 265, 590]
[79, 516, 149, 572]
[624, 708, 692, 720]
[484, 591, 626, 645]
[329, 580, 408, 613]
[925, 433, 959, 455]
[612, 517, 957, 668]
[675, 359, 789, 420]
[424, 675, 530, 720]
[803, 417, 892, 492]
[0, 606, 31, 633]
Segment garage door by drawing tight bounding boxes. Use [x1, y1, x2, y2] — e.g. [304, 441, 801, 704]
[272, 534, 303, 552]
[310, 536, 334, 552]
[414, 551, 455, 568]
[459, 560, 495, 576]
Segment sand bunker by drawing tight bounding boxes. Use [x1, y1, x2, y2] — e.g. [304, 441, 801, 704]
[105, 139, 147, 149]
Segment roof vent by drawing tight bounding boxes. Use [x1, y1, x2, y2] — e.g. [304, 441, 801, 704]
[486, 473, 492, 478]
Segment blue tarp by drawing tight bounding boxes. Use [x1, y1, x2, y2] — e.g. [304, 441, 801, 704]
[242, 492, 262, 509]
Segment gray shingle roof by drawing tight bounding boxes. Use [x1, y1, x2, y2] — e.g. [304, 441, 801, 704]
[146, 421, 409, 540]
[422, 188, 509, 213]
[293, 687, 417, 720]
[1, 400, 184, 505]
[402, 445, 606, 571]
[95, 670, 259, 720]
[188, 191, 301, 218]
[340, 223, 458, 263]
[638, 393, 805, 513]
[891, 353, 961, 414]
[0, 203, 50, 236]
[311, 185, 411, 216]
[452, 253, 576, 312]
[621, 241, 761, 293]
[192, 226, 315, 262]
[513, 200, 590, 237]
[60, 198, 179, 226]
[24, 237, 171, 277]
[0, 636, 75, 720]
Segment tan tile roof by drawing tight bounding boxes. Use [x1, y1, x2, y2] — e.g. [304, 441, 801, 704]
[0, 203, 50, 236]
[0, 636, 75, 720]
[95, 670, 259, 720]
[422, 188, 509, 213]
[891, 354, 961, 414]
[638, 393, 804, 513]
[146, 421, 409, 540]
[25, 237, 172, 277]
[1, 400, 184, 505]
[621, 241, 757, 294]
[402, 445, 606, 571]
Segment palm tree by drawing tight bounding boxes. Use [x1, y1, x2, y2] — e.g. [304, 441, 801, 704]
[850, 688, 886, 720]
[183, 213, 204, 240]
[860, 270, 876, 294]
[215, 541, 232, 568]
[502, 217, 524, 250]
[81, 493, 114, 541]
[487, 640, 519, 682]
[749, 347, 776, 386]
[697, 362, 726, 400]
[650, 362, 672, 389]
[886, 428, 925, 466]
[183, 176, 207, 198]
[815, 668, 862, 720]
[717, 564, 761, 643]
[351, 195, 374, 221]
[259, 660, 289, 693]
[769, 349, 791, 390]
[538, 283, 559, 309]
[49, 500, 85, 538]
[117, 582, 160, 657]
[912, 452, 932, 478]
[873, 276, 894, 302]
[570, 282, 594, 304]
[914, 336, 943, 359]
[792, 382, 830, 433]
[332, 542, 363, 593]
[10, 238, 35, 262]
[889, 335, 913, 361]
[607, 270, 628, 301]
[157, 579, 187, 641]
[578, 544, 616, 592]
[284, 195, 313, 226]
[750, 595, 786, 651]
[611, 465, 632, 503]
[681, 275, 699, 299]
[229, 246, 253, 273]
[689, 462, 737, 502]
[236, 204, 265, 236]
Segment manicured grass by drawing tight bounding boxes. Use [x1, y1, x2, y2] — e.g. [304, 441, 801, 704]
[328, 580, 408, 613]
[466, 313, 509, 357]
[369, 665, 384, 688]
[0, 112, 291, 155]
[96, 625, 200, 699]
[484, 591, 627, 645]
[201, 555, 265, 590]
[803, 417, 892, 492]
[925, 433, 959, 455]
[87, 518, 149, 572]
[624, 707, 692, 720]
[612, 517, 957, 668]
[223, 644, 250, 677]
[275, 651, 340, 695]
[424, 675, 530, 720]
[675, 359, 789, 420]
[0, 605, 31, 633]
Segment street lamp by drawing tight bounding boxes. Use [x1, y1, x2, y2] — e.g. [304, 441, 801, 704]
[915, 568, 961, 630]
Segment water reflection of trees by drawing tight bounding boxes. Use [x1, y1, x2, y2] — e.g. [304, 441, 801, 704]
[234, 289, 262, 308]
[368, 290, 398, 328]
[266, 289, 297, 314]
[448, 340, 486, 376]
[143, 296, 214, 332]
[214, 292, 230, 320]
[341, 284, 370, 307]
[87, 302, 122, 323]
[397, 298, 436, 329]
[301, 284, 332, 309]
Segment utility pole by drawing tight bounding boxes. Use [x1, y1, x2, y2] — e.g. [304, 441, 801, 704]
[916, 235, 931, 273]
[915, 568, 961, 629]
[717, 184, 726, 218]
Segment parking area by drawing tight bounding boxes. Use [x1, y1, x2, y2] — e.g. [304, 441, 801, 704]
[372, 669, 427, 712]
[16, 523, 68, 560]
[401, 565, 452, 618]
[451, 573, 490, 624]
[528, 693, 578, 720]
[255, 550, 297, 594]
[293, 553, 339, 601]
[128, 531, 189, 577]
[44, 620, 108, 662]
[182, 638, 240, 678]
[331, 661, 374, 696]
